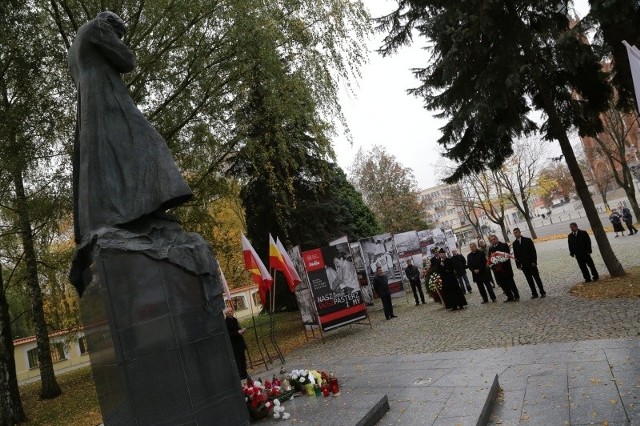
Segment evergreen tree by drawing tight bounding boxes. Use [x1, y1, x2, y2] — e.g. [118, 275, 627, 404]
[586, 0, 640, 112]
[378, 0, 625, 276]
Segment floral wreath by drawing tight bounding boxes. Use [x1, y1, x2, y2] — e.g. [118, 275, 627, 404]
[428, 272, 443, 292]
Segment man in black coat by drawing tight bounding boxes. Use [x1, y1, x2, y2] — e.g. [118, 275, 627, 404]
[404, 259, 425, 306]
[512, 228, 546, 299]
[488, 234, 520, 302]
[621, 206, 638, 235]
[373, 266, 396, 320]
[568, 222, 599, 283]
[451, 249, 473, 294]
[467, 242, 496, 303]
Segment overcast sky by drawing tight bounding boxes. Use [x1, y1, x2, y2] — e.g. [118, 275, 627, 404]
[333, 0, 589, 190]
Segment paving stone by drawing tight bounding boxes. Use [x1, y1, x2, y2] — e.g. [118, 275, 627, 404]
[432, 415, 478, 426]
[569, 384, 628, 425]
[489, 389, 526, 425]
[390, 401, 443, 425]
[567, 360, 615, 388]
[436, 386, 492, 419]
[375, 401, 411, 425]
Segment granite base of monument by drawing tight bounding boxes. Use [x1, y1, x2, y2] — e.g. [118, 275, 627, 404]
[80, 248, 248, 425]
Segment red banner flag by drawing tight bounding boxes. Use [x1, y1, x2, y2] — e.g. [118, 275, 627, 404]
[242, 234, 273, 305]
[276, 237, 302, 291]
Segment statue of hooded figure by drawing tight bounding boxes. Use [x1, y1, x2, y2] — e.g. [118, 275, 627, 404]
[68, 12, 194, 294]
[68, 11, 192, 246]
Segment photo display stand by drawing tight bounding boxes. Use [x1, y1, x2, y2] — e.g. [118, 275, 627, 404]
[301, 242, 371, 336]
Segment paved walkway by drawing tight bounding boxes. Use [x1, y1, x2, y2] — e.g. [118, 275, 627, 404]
[256, 233, 640, 425]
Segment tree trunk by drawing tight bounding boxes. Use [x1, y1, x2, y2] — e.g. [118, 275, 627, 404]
[12, 169, 62, 399]
[499, 221, 510, 242]
[524, 215, 537, 239]
[620, 166, 640, 221]
[0, 268, 27, 425]
[518, 188, 538, 239]
[537, 83, 625, 277]
[601, 189, 608, 208]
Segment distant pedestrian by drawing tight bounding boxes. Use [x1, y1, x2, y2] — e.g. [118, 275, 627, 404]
[568, 222, 599, 283]
[609, 210, 625, 237]
[467, 242, 496, 303]
[451, 249, 473, 293]
[488, 234, 520, 302]
[621, 206, 638, 235]
[373, 266, 396, 320]
[512, 228, 546, 299]
[404, 259, 426, 306]
[224, 307, 250, 380]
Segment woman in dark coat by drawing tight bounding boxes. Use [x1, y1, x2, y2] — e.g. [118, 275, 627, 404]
[433, 249, 467, 310]
[609, 211, 625, 237]
[225, 307, 250, 380]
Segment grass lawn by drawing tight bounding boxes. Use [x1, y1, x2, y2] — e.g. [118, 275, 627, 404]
[570, 265, 640, 299]
[18, 311, 312, 425]
[20, 366, 101, 425]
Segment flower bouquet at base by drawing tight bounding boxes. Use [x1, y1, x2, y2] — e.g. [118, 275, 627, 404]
[427, 272, 444, 306]
[243, 377, 297, 420]
[243, 380, 274, 420]
[486, 251, 515, 273]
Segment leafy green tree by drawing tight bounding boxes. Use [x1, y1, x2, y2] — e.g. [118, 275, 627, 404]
[378, 0, 625, 276]
[229, 0, 371, 248]
[536, 162, 576, 208]
[586, 0, 640, 112]
[0, 258, 25, 425]
[1, 0, 68, 399]
[287, 163, 381, 250]
[350, 146, 429, 233]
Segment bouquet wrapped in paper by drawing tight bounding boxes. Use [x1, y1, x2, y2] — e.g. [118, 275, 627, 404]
[486, 251, 515, 273]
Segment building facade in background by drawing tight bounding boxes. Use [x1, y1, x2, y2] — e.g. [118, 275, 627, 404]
[14, 329, 89, 383]
[420, 184, 475, 245]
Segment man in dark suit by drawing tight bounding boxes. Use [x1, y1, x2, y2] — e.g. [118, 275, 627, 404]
[373, 266, 397, 319]
[404, 259, 425, 306]
[488, 234, 520, 302]
[512, 228, 546, 299]
[568, 222, 599, 283]
[467, 242, 497, 303]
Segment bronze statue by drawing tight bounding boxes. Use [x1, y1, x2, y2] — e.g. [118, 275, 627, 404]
[68, 11, 192, 245]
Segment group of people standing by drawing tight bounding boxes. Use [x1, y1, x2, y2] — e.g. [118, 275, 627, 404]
[399, 218, 620, 312]
[609, 206, 638, 237]
[401, 230, 549, 312]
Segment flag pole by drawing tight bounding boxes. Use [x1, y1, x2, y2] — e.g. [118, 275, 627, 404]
[269, 268, 285, 364]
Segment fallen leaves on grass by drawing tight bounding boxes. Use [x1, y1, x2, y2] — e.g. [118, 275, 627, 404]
[569, 266, 640, 299]
[21, 366, 101, 425]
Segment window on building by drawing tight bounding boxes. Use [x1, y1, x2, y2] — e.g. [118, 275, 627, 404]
[231, 295, 247, 311]
[27, 348, 39, 369]
[78, 336, 88, 355]
[252, 291, 261, 307]
[51, 342, 66, 362]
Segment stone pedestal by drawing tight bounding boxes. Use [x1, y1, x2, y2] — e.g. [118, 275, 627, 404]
[80, 249, 248, 425]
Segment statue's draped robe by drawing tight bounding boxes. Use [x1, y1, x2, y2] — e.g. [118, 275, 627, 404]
[68, 18, 192, 245]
